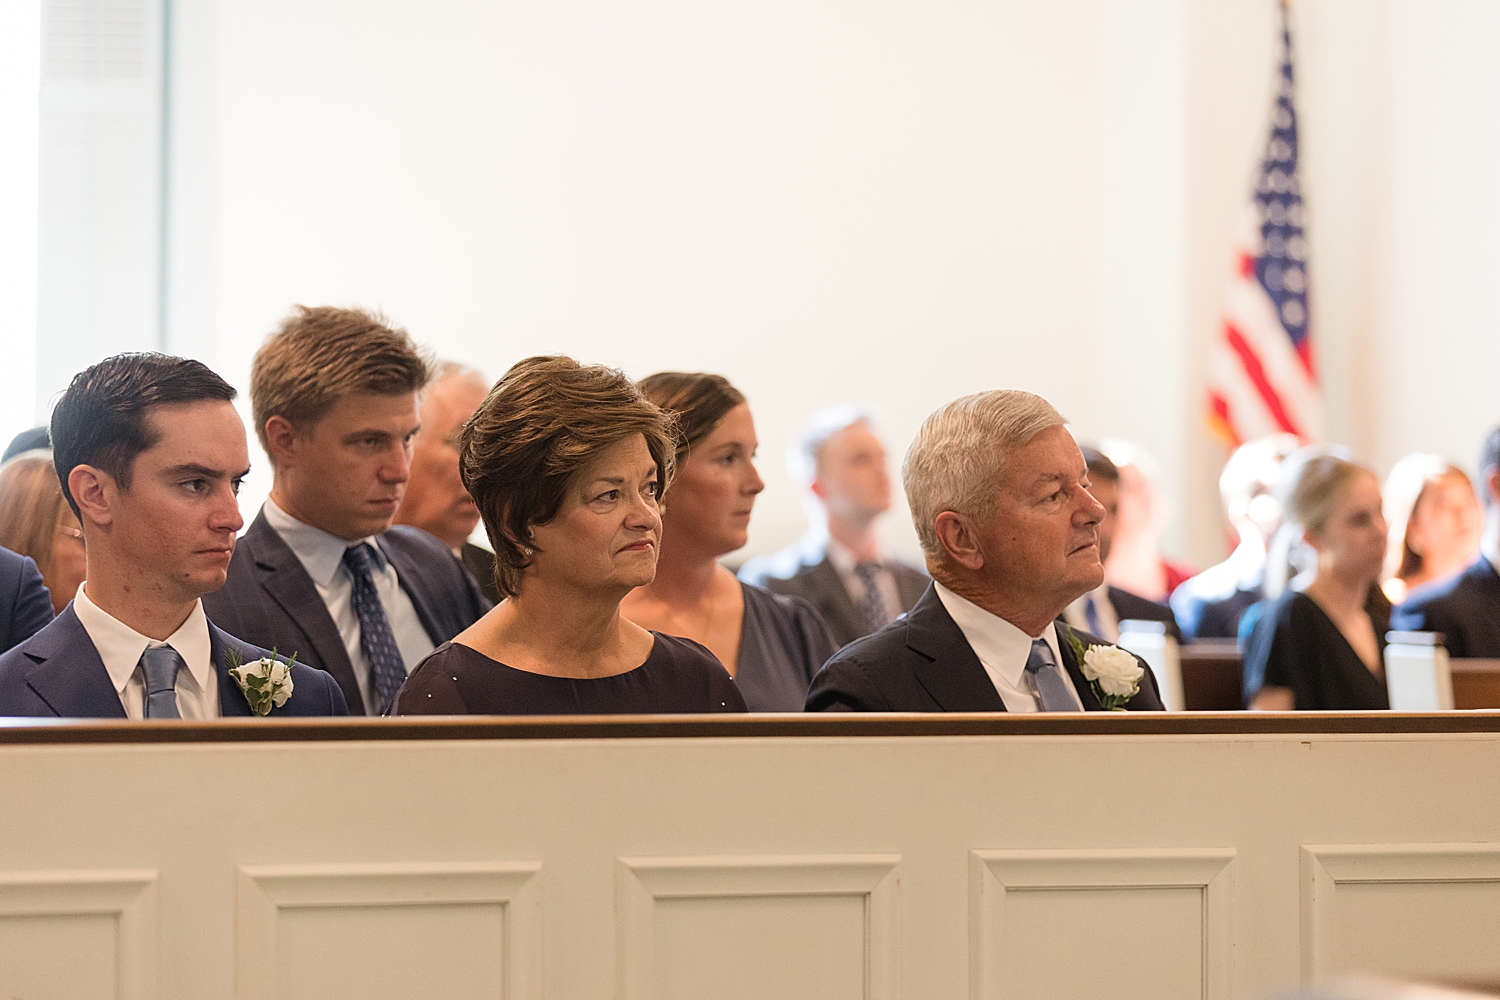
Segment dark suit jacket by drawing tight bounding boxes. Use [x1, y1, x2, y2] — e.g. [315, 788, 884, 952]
[1391, 556, 1500, 659]
[1, 546, 55, 653]
[741, 543, 929, 647]
[202, 510, 492, 714]
[805, 584, 1165, 712]
[0, 605, 348, 717]
[460, 542, 500, 605]
[1106, 586, 1183, 644]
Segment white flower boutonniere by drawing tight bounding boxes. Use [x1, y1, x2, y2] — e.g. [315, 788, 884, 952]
[1063, 629, 1143, 711]
[227, 649, 296, 716]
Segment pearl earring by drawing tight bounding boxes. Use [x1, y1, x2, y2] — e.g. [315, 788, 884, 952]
[524, 546, 533, 556]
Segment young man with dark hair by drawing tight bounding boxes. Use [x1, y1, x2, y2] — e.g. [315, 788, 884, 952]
[0, 353, 348, 718]
[1392, 427, 1500, 657]
[202, 307, 491, 715]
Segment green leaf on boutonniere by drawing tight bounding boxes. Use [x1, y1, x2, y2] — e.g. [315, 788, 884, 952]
[226, 647, 298, 717]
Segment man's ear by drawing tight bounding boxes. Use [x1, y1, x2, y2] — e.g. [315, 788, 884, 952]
[808, 478, 829, 502]
[934, 510, 984, 571]
[263, 415, 300, 467]
[68, 465, 116, 529]
[1486, 467, 1500, 508]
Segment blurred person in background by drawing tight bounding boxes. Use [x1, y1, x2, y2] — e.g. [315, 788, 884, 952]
[1060, 447, 1180, 643]
[392, 357, 745, 716]
[620, 373, 839, 711]
[0, 450, 86, 616]
[738, 405, 928, 646]
[1172, 433, 1300, 640]
[1392, 428, 1500, 658]
[1243, 448, 1390, 711]
[1100, 439, 1196, 602]
[393, 361, 499, 603]
[2, 426, 50, 464]
[1379, 453, 1481, 606]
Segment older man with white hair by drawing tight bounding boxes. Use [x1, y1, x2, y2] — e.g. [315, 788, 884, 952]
[805, 390, 1163, 713]
[738, 406, 929, 646]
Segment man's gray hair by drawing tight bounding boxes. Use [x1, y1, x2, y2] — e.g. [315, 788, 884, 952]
[786, 404, 882, 490]
[903, 389, 1067, 556]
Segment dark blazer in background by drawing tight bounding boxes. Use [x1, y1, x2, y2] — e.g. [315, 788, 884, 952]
[805, 585, 1165, 712]
[1105, 586, 1184, 644]
[740, 542, 929, 647]
[1390, 556, 1500, 659]
[202, 510, 492, 714]
[460, 542, 500, 605]
[0, 547, 54, 653]
[0, 605, 348, 717]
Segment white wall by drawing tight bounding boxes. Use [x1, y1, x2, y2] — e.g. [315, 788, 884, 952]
[150, 0, 1500, 566]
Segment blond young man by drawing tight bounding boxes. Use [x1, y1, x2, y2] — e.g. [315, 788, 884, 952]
[202, 307, 490, 715]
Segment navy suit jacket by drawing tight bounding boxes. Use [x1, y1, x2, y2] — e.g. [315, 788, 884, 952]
[0, 546, 55, 653]
[805, 584, 1165, 712]
[202, 510, 492, 714]
[0, 605, 348, 717]
[1391, 556, 1500, 659]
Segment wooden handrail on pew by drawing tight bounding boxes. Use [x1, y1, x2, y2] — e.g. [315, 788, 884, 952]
[1178, 642, 1500, 711]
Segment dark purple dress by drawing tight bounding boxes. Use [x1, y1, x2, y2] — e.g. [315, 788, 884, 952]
[390, 631, 747, 715]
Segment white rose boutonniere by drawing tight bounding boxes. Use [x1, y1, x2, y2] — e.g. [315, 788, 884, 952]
[226, 649, 297, 716]
[1063, 629, 1143, 711]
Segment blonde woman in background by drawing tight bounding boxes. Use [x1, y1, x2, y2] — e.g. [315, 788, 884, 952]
[1379, 454, 1481, 606]
[1243, 448, 1390, 711]
[0, 450, 87, 615]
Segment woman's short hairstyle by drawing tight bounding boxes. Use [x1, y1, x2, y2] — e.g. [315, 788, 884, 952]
[0, 451, 71, 589]
[636, 373, 746, 471]
[251, 305, 433, 456]
[903, 390, 1067, 557]
[461, 356, 676, 599]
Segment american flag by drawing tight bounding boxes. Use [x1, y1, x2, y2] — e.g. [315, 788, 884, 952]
[1207, 2, 1323, 446]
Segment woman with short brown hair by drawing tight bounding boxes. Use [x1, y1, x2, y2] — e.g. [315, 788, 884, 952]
[391, 356, 746, 715]
[620, 372, 838, 711]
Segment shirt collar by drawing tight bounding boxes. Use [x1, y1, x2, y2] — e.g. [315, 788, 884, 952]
[263, 497, 385, 587]
[933, 581, 1063, 688]
[824, 535, 885, 575]
[73, 584, 214, 695]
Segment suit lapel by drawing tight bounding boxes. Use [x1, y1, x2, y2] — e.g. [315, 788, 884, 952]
[905, 587, 1007, 712]
[210, 624, 254, 717]
[806, 557, 870, 642]
[1054, 621, 1103, 711]
[378, 534, 444, 644]
[244, 514, 363, 710]
[22, 607, 128, 719]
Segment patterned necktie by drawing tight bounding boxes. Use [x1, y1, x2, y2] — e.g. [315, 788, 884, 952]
[140, 645, 184, 719]
[1024, 637, 1081, 712]
[342, 543, 408, 714]
[854, 561, 894, 631]
[1083, 593, 1103, 636]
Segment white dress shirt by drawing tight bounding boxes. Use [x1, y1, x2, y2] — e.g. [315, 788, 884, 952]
[73, 584, 219, 719]
[933, 581, 1083, 712]
[825, 536, 903, 623]
[263, 499, 434, 715]
[1063, 582, 1121, 643]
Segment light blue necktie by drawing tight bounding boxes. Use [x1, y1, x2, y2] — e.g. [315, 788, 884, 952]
[342, 542, 408, 714]
[1024, 637, 1081, 712]
[140, 645, 184, 719]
